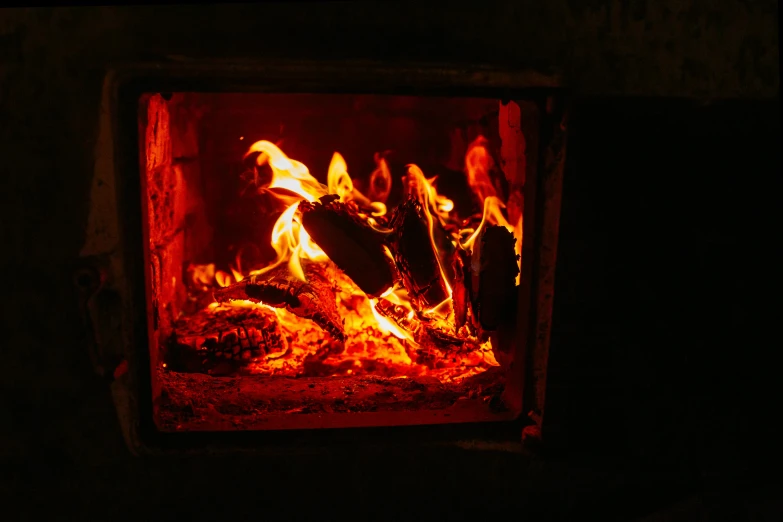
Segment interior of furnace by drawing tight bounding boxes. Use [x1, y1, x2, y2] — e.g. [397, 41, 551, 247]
[142, 93, 535, 431]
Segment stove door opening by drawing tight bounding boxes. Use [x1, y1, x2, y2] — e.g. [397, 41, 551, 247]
[141, 93, 535, 432]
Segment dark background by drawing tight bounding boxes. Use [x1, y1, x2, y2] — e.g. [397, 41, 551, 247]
[1, 3, 780, 520]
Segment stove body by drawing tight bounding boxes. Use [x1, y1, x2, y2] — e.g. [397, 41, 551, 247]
[78, 62, 565, 452]
[2, 3, 780, 519]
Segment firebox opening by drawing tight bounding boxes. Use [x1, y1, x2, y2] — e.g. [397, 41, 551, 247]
[142, 92, 536, 432]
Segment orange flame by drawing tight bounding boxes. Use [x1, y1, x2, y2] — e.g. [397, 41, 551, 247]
[243, 142, 330, 281]
[327, 152, 387, 217]
[189, 263, 216, 287]
[404, 164, 454, 223]
[215, 270, 233, 288]
[465, 136, 498, 203]
[326, 152, 353, 201]
[368, 153, 392, 204]
[369, 298, 416, 343]
[405, 165, 454, 303]
[459, 196, 511, 250]
[189, 140, 506, 381]
[463, 136, 524, 284]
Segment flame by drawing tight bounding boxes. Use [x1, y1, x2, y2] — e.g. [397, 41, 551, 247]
[243, 142, 331, 281]
[465, 136, 498, 203]
[404, 164, 454, 223]
[369, 298, 416, 342]
[405, 164, 454, 300]
[215, 270, 233, 288]
[459, 196, 512, 250]
[463, 136, 524, 283]
[189, 263, 216, 287]
[245, 140, 327, 202]
[179, 140, 506, 383]
[424, 297, 453, 317]
[368, 153, 392, 203]
[326, 152, 353, 201]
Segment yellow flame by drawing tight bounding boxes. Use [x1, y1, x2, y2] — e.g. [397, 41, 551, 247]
[424, 297, 453, 317]
[327, 152, 353, 201]
[298, 226, 328, 262]
[190, 263, 216, 286]
[406, 165, 453, 299]
[404, 164, 454, 223]
[463, 136, 523, 283]
[215, 270, 233, 288]
[245, 140, 327, 202]
[327, 151, 388, 218]
[369, 298, 415, 342]
[459, 196, 511, 250]
[368, 153, 392, 203]
[244, 142, 331, 282]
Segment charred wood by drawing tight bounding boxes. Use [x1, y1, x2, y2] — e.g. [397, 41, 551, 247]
[473, 225, 519, 330]
[213, 262, 346, 342]
[375, 297, 423, 338]
[300, 195, 395, 297]
[388, 197, 450, 310]
[167, 304, 286, 376]
[374, 296, 475, 353]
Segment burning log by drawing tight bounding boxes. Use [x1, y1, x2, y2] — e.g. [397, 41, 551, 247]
[299, 195, 396, 297]
[451, 251, 469, 329]
[167, 304, 287, 375]
[213, 262, 346, 343]
[374, 296, 474, 353]
[375, 297, 423, 338]
[388, 197, 450, 310]
[472, 225, 520, 330]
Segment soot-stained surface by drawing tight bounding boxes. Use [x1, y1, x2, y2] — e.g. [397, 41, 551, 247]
[155, 366, 506, 431]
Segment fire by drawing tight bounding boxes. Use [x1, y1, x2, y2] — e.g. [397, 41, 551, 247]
[368, 298, 415, 342]
[244, 140, 326, 202]
[404, 164, 454, 223]
[327, 151, 387, 217]
[466, 135, 498, 203]
[368, 153, 392, 203]
[241, 141, 415, 344]
[179, 135, 517, 382]
[244, 143, 329, 282]
[463, 136, 524, 283]
[404, 164, 454, 301]
[326, 152, 353, 201]
[459, 196, 511, 250]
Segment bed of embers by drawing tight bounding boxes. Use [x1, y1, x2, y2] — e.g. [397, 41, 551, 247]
[156, 136, 522, 431]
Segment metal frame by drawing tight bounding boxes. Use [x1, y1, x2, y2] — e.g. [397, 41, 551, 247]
[83, 60, 565, 454]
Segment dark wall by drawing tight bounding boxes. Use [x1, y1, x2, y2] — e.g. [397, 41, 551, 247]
[0, 3, 779, 520]
[547, 99, 782, 470]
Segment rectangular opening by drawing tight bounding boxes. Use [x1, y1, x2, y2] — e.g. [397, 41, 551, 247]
[140, 91, 540, 432]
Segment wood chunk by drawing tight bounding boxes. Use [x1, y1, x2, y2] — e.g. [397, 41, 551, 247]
[388, 197, 449, 310]
[475, 225, 520, 330]
[373, 297, 473, 353]
[451, 250, 468, 329]
[213, 262, 346, 342]
[374, 297, 423, 338]
[300, 195, 395, 297]
[167, 304, 286, 375]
